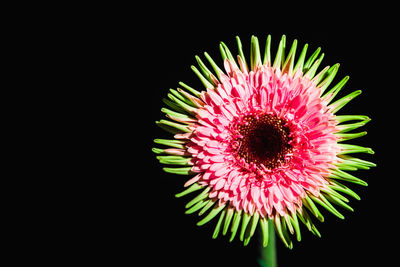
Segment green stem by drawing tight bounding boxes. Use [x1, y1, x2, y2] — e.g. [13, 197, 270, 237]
[258, 222, 277, 267]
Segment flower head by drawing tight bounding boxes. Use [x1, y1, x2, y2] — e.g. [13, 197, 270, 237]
[153, 35, 375, 248]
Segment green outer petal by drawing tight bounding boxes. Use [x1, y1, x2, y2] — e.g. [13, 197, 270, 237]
[329, 90, 362, 114]
[162, 167, 193, 175]
[191, 65, 214, 89]
[293, 43, 308, 73]
[250, 35, 262, 71]
[259, 217, 269, 247]
[321, 76, 350, 103]
[338, 144, 374, 155]
[304, 53, 324, 79]
[236, 36, 248, 71]
[239, 212, 251, 241]
[303, 47, 321, 71]
[320, 186, 350, 203]
[212, 208, 226, 239]
[197, 203, 226, 226]
[317, 63, 340, 94]
[185, 200, 208, 214]
[273, 35, 286, 69]
[204, 52, 224, 79]
[220, 41, 238, 69]
[198, 199, 215, 215]
[229, 210, 242, 242]
[157, 155, 191, 165]
[336, 131, 367, 141]
[336, 121, 370, 133]
[289, 212, 301, 242]
[309, 195, 345, 219]
[162, 98, 189, 115]
[195, 55, 216, 85]
[297, 209, 321, 238]
[152, 148, 164, 154]
[337, 155, 376, 170]
[185, 187, 211, 208]
[328, 180, 361, 200]
[282, 39, 297, 75]
[274, 215, 293, 249]
[263, 35, 272, 66]
[175, 183, 203, 198]
[153, 139, 186, 149]
[178, 81, 201, 97]
[323, 193, 354, 212]
[156, 120, 191, 133]
[329, 168, 368, 186]
[312, 66, 330, 85]
[222, 207, 235, 236]
[303, 194, 324, 222]
[244, 212, 259, 245]
[334, 114, 370, 123]
[161, 107, 193, 120]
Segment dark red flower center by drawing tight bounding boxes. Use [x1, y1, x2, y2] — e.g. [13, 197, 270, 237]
[234, 113, 293, 170]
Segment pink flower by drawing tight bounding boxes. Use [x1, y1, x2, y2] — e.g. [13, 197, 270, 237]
[154, 35, 375, 248]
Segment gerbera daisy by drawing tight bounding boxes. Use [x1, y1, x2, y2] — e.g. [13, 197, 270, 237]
[153, 35, 375, 249]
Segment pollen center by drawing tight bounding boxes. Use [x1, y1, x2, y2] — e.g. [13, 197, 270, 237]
[234, 113, 293, 170]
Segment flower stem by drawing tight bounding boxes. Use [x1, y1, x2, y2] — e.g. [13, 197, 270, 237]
[258, 222, 277, 267]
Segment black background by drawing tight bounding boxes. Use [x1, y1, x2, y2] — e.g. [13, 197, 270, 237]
[137, 6, 396, 267]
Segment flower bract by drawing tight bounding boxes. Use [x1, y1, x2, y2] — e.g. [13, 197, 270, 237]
[153, 35, 375, 248]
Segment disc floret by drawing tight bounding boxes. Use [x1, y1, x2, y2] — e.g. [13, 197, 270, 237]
[230, 112, 293, 172]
